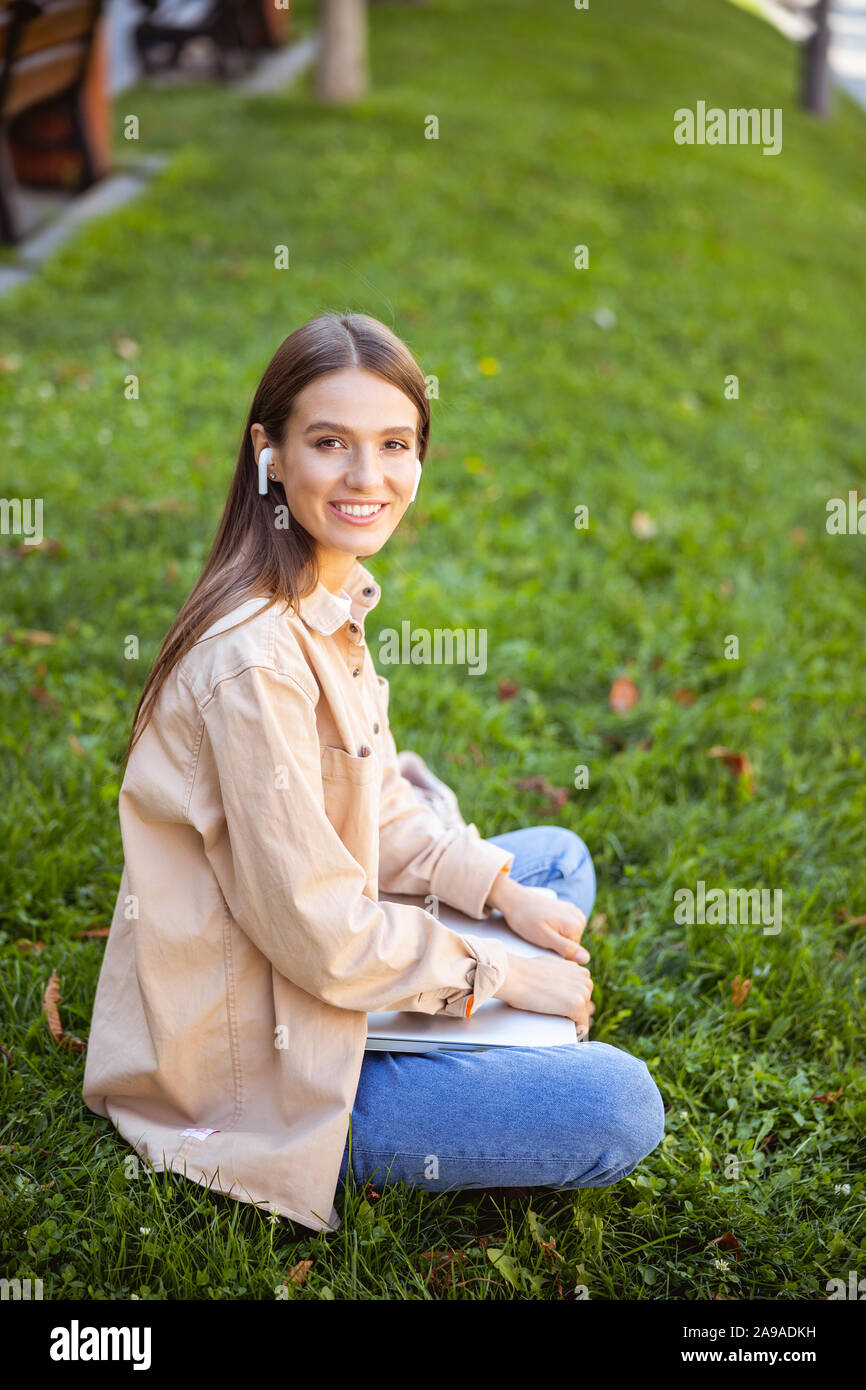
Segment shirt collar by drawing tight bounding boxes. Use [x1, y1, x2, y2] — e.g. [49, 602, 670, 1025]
[298, 558, 382, 635]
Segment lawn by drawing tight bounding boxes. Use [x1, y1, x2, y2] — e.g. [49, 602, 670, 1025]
[1, 0, 864, 1300]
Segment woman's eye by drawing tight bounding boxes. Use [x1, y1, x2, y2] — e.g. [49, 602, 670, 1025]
[316, 438, 408, 450]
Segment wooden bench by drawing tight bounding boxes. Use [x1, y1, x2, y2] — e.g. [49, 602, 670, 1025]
[0, 0, 104, 244]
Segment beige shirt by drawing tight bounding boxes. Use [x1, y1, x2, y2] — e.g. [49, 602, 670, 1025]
[82, 558, 515, 1232]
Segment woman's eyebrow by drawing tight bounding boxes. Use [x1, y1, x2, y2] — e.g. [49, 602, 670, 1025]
[303, 420, 415, 435]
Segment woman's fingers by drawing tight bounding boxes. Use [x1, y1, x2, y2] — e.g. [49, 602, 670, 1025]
[546, 903, 586, 942]
[536, 922, 590, 963]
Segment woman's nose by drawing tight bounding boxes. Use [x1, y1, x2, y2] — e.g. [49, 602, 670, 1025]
[344, 446, 384, 485]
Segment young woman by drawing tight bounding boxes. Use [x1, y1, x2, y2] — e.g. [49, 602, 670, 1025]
[83, 312, 665, 1233]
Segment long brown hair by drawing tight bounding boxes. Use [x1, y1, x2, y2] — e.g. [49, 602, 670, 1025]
[121, 311, 431, 768]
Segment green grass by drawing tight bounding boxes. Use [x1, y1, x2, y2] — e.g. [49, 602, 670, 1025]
[1, 0, 865, 1300]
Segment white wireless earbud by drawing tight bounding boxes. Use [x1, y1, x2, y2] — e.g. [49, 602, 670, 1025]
[410, 458, 423, 503]
[257, 446, 274, 495]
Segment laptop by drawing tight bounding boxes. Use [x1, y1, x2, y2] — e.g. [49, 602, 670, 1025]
[365, 889, 580, 1052]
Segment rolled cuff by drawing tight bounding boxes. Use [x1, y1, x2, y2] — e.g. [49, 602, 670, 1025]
[429, 823, 516, 920]
[439, 933, 510, 1018]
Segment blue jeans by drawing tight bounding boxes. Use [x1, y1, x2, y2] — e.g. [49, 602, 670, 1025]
[337, 826, 665, 1195]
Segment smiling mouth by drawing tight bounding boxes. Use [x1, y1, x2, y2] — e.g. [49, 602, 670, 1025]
[327, 501, 388, 523]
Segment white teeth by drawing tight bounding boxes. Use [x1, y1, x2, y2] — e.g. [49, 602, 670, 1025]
[333, 503, 384, 517]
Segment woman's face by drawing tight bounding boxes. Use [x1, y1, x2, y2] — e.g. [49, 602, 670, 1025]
[252, 367, 421, 590]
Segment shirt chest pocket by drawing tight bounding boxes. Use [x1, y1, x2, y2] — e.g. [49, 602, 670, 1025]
[319, 744, 380, 885]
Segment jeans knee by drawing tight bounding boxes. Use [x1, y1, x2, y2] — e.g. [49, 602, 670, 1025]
[549, 827, 596, 915]
[544, 825, 593, 872]
[584, 1051, 665, 1184]
[626, 1062, 665, 1162]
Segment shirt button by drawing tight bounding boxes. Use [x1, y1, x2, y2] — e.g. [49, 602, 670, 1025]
[359, 744, 371, 756]
[362, 586, 375, 597]
[373, 721, 380, 734]
[349, 623, 359, 635]
[352, 667, 360, 677]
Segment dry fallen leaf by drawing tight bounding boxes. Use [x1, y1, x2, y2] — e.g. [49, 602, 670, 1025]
[7, 629, 56, 646]
[731, 976, 751, 1008]
[75, 926, 110, 939]
[15, 939, 45, 953]
[42, 970, 86, 1052]
[2, 537, 64, 560]
[707, 745, 755, 792]
[98, 494, 140, 517]
[68, 735, 87, 758]
[42, 971, 64, 1044]
[420, 1250, 468, 1292]
[497, 678, 520, 701]
[810, 1086, 843, 1104]
[672, 687, 696, 706]
[708, 1232, 742, 1261]
[28, 686, 61, 716]
[515, 776, 569, 812]
[609, 676, 639, 715]
[539, 1237, 563, 1263]
[835, 907, 866, 926]
[749, 697, 766, 712]
[286, 1260, 313, 1286]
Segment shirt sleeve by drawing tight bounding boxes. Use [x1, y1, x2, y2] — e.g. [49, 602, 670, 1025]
[197, 663, 509, 1017]
[373, 672, 515, 920]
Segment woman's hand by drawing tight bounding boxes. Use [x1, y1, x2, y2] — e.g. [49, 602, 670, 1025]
[496, 952, 595, 1037]
[486, 875, 590, 963]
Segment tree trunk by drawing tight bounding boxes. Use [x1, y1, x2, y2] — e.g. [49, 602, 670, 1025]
[317, 0, 368, 103]
[802, 0, 832, 116]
